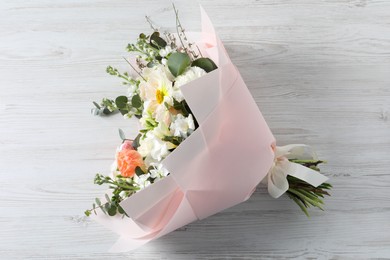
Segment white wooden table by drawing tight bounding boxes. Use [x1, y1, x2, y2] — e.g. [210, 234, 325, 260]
[1, 0, 390, 259]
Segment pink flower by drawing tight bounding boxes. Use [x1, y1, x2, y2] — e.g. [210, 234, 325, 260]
[120, 140, 134, 151]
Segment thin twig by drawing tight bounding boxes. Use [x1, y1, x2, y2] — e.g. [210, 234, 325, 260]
[145, 15, 157, 31]
[172, 3, 186, 53]
[122, 57, 146, 81]
[196, 45, 203, 58]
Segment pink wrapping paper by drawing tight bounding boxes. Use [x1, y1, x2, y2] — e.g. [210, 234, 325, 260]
[92, 6, 276, 252]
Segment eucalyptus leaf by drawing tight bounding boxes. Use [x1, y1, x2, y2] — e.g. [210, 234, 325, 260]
[131, 94, 142, 108]
[192, 57, 218, 73]
[92, 101, 101, 109]
[105, 194, 110, 203]
[95, 198, 102, 207]
[147, 61, 157, 68]
[118, 205, 125, 215]
[102, 108, 112, 115]
[115, 96, 128, 109]
[107, 204, 117, 216]
[118, 128, 126, 141]
[119, 109, 129, 115]
[132, 134, 142, 149]
[167, 52, 191, 77]
[150, 31, 167, 49]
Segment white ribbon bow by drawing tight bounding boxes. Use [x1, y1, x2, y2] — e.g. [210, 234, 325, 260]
[263, 144, 329, 198]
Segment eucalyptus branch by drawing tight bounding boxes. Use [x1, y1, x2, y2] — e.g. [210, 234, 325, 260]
[106, 66, 139, 86]
[85, 174, 139, 217]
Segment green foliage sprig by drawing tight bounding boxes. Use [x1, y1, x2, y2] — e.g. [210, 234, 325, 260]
[286, 160, 332, 217]
[84, 174, 139, 217]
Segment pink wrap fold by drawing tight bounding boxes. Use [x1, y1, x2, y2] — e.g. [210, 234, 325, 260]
[92, 6, 275, 252]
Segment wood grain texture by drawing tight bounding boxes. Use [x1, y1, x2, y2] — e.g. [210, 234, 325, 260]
[1, 0, 390, 259]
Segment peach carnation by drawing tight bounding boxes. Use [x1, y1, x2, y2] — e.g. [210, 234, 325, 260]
[116, 148, 144, 178]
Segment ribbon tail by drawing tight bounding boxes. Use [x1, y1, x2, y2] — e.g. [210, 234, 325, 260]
[286, 161, 329, 187]
[275, 144, 318, 161]
[267, 165, 289, 198]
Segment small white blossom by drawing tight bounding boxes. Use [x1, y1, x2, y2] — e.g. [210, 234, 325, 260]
[170, 114, 195, 138]
[137, 132, 171, 162]
[149, 163, 169, 181]
[134, 173, 151, 191]
[127, 83, 138, 98]
[161, 58, 168, 65]
[159, 46, 172, 57]
[119, 191, 127, 199]
[152, 121, 171, 139]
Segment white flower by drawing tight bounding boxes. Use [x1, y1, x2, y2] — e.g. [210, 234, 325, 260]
[126, 82, 138, 99]
[161, 58, 167, 65]
[137, 131, 171, 162]
[175, 66, 206, 87]
[152, 121, 171, 139]
[133, 173, 151, 191]
[139, 104, 159, 130]
[159, 46, 172, 57]
[170, 114, 195, 138]
[123, 107, 138, 119]
[173, 66, 206, 102]
[138, 64, 175, 122]
[154, 104, 171, 125]
[119, 191, 127, 199]
[149, 163, 169, 181]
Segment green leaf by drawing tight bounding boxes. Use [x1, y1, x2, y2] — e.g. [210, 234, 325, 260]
[84, 210, 91, 217]
[289, 194, 310, 217]
[115, 96, 128, 109]
[118, 109, 129, 115]
[150, 31, 167, 49]
[131, 94, 142, 108]
[92, 101, 101, 109]
[95, 198, 102, 207]
[167, 52, 191, 77]
[118, 205, 125, 214]
[105, 194, 110, 203]
[163, 135, 183, 146]
[118, 128, 126, 141]
[132, 134, 142, 149]
[172, 99, 189, 116]
[147, 61, 157, 68]
[191, 57, 218, 73]
[107, 204, 117, 216]
[135, 166, 144, 176]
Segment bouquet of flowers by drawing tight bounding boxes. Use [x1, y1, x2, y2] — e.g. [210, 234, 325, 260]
[85, 5, 332, 252]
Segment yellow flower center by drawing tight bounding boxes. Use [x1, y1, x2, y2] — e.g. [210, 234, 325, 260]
[155, 88, 167, 104]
